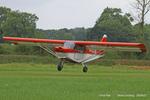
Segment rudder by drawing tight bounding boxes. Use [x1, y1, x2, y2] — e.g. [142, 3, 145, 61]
[101, 34, 107, 42]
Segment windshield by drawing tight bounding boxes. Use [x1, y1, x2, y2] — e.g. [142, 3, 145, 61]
[64, 41, 75, 49]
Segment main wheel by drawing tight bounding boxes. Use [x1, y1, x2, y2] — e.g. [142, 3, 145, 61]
[83, 66, 88, 73]
[57, 65, 63, 71]
[57, 61, 64, 71]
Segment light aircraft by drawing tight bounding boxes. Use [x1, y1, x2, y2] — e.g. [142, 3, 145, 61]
[0, 33, 146, 72]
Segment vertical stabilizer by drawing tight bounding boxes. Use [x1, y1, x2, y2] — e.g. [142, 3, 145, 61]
[101, 34, 107, 42]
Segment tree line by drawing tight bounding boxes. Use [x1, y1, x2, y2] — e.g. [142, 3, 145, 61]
[0, 6, 150, 42]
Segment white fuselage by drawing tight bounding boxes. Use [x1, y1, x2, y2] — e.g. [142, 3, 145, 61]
[56, 52, 104, 63]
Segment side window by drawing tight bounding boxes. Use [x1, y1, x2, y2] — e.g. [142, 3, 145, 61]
[74, 45, 86, 51]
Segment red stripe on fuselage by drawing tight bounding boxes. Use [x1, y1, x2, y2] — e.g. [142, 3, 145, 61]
[54, 47, 105, 55]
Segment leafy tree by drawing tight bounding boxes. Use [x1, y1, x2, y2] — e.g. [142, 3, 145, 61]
[0, 7, 11, 22]
[0, 7, 39, 37]
[39, 28, 88, 40]
[35, 29, 48, 38]
[0, 7, 11, 30]
[70, 27, 87, 40]
[90, 7, 134, 41]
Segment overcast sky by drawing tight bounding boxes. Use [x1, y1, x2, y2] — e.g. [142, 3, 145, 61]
[0, 0, 149, 29]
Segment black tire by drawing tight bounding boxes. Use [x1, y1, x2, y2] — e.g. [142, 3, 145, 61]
[83, 66, 88, 73]
[57, 61, 63, 71]
[57, 65, 63, 71]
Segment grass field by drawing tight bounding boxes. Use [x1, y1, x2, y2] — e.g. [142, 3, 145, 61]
[0, 63, 150, 100]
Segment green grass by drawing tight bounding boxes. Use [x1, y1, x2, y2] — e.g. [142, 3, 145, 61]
[0, 63, 150, 100]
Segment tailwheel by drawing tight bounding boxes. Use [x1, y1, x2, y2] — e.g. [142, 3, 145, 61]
[57, 60, 64, 71]
[82, 64, 88, 73]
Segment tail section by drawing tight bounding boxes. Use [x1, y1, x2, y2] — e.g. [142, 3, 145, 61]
[101, 34, 107, 42]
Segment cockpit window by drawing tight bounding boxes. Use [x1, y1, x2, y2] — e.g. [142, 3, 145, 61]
[64, 41, 75, 49]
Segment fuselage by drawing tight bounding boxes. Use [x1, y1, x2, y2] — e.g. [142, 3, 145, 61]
[53, 44, 105, 63]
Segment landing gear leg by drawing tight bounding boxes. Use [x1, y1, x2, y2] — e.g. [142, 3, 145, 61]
[82, 63, 88, 73]
[57, 59, 64, 71]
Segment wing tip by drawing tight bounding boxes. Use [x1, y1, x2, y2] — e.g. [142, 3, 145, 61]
[139, 44, 147, 53]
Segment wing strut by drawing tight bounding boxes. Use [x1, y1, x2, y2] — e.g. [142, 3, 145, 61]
[39, 45, 59, 58]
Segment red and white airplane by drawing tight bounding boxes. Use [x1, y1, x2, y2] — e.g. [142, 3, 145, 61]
[1, 34, 146, 72]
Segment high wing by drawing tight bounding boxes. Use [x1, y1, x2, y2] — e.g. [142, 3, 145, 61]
[3, 37, 65, 44]
[3, 36, 146, 53]
[76, 41, 146, 53]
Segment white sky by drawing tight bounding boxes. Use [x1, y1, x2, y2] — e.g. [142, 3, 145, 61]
[0, 0, 150, 29]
